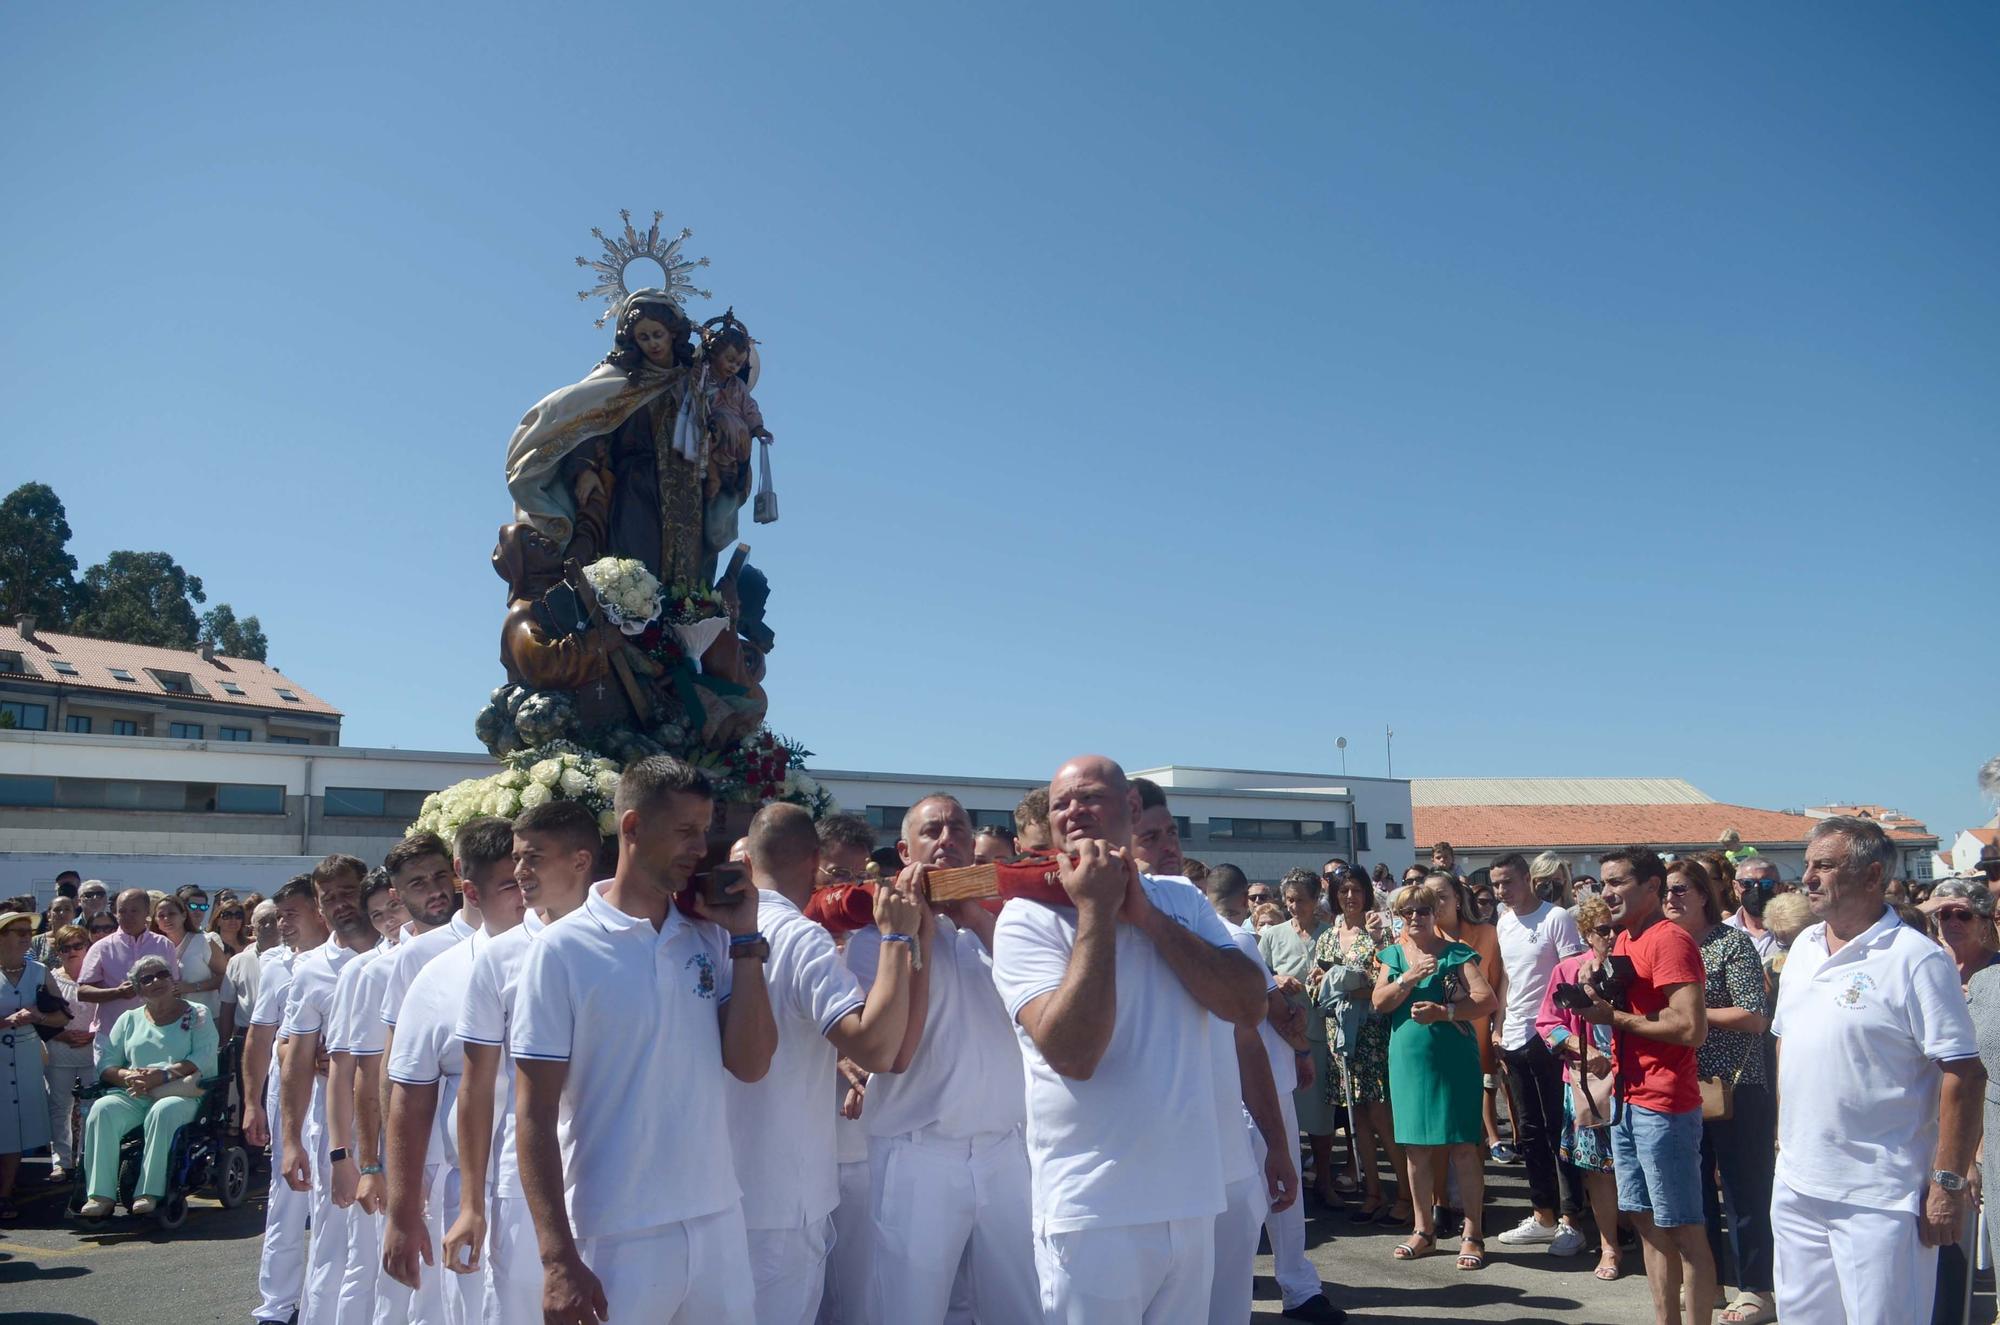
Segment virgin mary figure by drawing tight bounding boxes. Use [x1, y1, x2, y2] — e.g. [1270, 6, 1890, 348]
[504, 291, 708, 588]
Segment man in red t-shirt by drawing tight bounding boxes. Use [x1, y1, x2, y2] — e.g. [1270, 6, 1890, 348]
[1577, 847, 1714, 1325]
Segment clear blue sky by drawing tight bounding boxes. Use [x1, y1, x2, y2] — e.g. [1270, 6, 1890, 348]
[4, 4, 1994, 843]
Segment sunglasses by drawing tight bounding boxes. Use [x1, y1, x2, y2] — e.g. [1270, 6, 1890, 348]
[80, 893, 107, 902]
[1665, 885, 1693, 898]
[188, 901, 209, 911]
[1398, 906, 1434, 919]
[1247, 891, 1275, 902]
[58, 941, 89, 953]
[1590, 925, 1617, 938]
[136, 971, 172, 985]
[89, 922, 117, 934]
[1935, 908, 1978, 923]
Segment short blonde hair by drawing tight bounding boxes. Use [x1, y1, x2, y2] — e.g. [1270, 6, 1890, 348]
[1391, 883, 1440, 915]
[1762, 892, 1813, 946]
[1251, 903, 1284, 929]
[1574, 897, 1612, 935]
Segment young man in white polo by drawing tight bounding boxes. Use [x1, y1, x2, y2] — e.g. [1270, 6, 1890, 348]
[812, 811, 883, 1325]
[843, 794, 1042, 1324]
[727, 802, 923, 1324]
[992, 756, 1268, 1324]
[448, 798, 600, 1325]
[1772, 815, 1984, 1323]
[278, 856, 380, 1325]
[244, 875, 328, 1325]
[383, 816, 527, 1325]
[512, 756, 776, 1323]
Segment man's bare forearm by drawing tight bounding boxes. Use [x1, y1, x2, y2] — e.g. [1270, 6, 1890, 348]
[279, 1033, 317, 1151]
[515, 1061, 578, 1263]
[456, 1044, 500, 1217]
[1937, 1059, 1986, 1177]
[720, 961, 778, 1082]
[831, 944, 912, 1072]
[243, 1025, 274, 1107]
[386, 1081, 439, 1220]
[356, 1055, 387, 1165]
[1235, 1024, 1286, 1153]
[1139, 909, 1264, 1026]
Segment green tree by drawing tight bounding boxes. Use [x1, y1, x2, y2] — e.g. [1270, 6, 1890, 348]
[73, 551, 206, 650]
[199, 603, 270, 662]
[0, 481, 83, 627]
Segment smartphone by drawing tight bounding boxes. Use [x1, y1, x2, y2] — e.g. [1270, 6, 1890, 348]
[698, 863, 747, 908]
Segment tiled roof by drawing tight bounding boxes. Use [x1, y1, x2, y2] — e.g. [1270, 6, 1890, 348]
[1806, 803, 1929, 832]
[1415, 801, 1936, 851]
[1412, 777, 1712, 807]
[0, 624, 340, 717]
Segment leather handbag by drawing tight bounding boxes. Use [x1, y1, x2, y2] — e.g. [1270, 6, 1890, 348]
[1699, 1068, 1739, 1122]
[1571, 1036, 1617, 1129]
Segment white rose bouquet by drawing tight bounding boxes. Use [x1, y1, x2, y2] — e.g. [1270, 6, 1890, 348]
[408, 740, 627, 846]
[582, 557, 664, 635]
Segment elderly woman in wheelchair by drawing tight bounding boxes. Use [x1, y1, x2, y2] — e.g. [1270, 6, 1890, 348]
[79, 953, 218, 1217]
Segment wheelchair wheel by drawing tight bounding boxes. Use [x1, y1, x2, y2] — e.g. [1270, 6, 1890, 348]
[155, 1193, 189, 1230]
[218, 1144, 251, 1209]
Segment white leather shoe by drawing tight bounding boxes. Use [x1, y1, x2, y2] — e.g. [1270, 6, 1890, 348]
[80, 1196, 114, 1217]
[130, 1195, 157, 1215]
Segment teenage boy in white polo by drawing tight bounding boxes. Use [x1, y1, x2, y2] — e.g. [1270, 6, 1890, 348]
[244, 876, 328, 1325]
[513, 756, 776, 1323]
[844, 794, 1041, 1324]
[1771, 816, 1984, 1323]
[992, 755, 1268, 1324]
[278, 856, 380, 1325]
[383, 816, 526, 1325]
[448, 799, 599, 1325]
[727, 802, 923, 1324]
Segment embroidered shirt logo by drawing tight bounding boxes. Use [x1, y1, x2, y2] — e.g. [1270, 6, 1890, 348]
[1834, 972, 1876, 1010]
[687, 952, 717, 1000]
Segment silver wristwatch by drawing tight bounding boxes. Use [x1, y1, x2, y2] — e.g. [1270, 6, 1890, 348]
[1932, 1170, 1968, 1193]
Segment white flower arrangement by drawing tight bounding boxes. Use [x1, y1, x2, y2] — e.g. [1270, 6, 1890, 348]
[559, 767, 590, 797]
[581, 556, 664, 635]
[528, 758, 564, 788]
[408, 743, 627, 848]
[519, 782, 554, 810]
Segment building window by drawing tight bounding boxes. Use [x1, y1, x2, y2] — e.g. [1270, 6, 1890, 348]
[109, 668, 136, 683]
[148, 669, 198, 694]
[220, 726, 252, 742]
[1385, 823, 1407, 840]
[64, 715, 92, 734]
[275, 688, 301, 703]
[215, 784, 284, 814]
[112, 719, 139, 736]
[169, 722, 204, 739]
[1354, 822, 1370, 853]
[0, 774, 281, 814]
[323, 787, 429, 818]
[50, 659, 78, 676]
[864, 805, 909, 833]
[0, 701, 50, 730]
[0, 775, 55, 806]
[1209, 818, 1301, 841]
[0, 651, 28, 675]
[219, 681, 245, 695]
[267, 734, 308, 745]
[1175, 816, 1192, 839]
[968, 808, 1016, 831]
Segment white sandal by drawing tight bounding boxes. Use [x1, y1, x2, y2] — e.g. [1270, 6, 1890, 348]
[1722, 1292, 1775, 1325]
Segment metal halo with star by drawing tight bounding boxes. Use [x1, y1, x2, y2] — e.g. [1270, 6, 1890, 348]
[574, 209, 713, 328]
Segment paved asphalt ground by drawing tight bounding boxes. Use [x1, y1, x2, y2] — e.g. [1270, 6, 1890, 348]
[2, 1151, 1993, 1324]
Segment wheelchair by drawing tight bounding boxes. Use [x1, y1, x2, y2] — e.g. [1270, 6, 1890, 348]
[66, 1074, 253, 1230]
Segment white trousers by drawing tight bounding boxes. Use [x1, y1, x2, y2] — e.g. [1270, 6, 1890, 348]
[1254, 1093, 1322, 1310]
[45, 1041, 93, 1168]
[866, 1127, 1039, 1325]
[337, 1205, 380, 1325]
[430, 1166, 477, 1325]
[750, 1217, 833, 1325]
[1034, 1215, 1214, 1325]
[1771, 1178, 1936, 1325]
[574, 1204, 754, 1324]
[817, 1159, 871, 1325]
[1209, 1170, 1268, 1325]
[302, 1102, 352, 1325]
[373, 1163, 457, 1325]
[256, 1074, 312, 1323]
[483, 1193, 543, 1325]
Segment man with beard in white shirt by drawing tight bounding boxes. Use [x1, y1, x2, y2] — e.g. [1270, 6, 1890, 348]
[727, 803, 924, 1324]
[1128, 779, 1323, 1325]
[321, 872, 409, 1325]
[244, 876, 329, 1325]
[991, 756, 1267, 1325]
[513, 756, 776, 1324]
[846, 794, 1042, 1325]
[813, 811, 883, 1325]
[279, 856, 382, 1325]
[447, 798, 601, 1325]
[384, 816, 527, 1325]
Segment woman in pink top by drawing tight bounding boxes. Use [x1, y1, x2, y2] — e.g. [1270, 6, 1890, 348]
[1535, 895, 1624, 1282]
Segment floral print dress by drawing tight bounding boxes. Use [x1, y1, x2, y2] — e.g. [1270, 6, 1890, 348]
[1313, 924, 1392, 1107]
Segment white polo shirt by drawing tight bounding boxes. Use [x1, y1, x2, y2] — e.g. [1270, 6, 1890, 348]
[282, 939, 366, 1041]
[511, 882, 739, 1240]
[1229, 920, 1293, 1119]
[1772, 906, 1979, 1213]
[380, 913, 473, 1030]
[249, 944, 303, 1084]
[726, 891, 867, 1231]
[388, 928, 487, 1173]
[1496, 901, 1585, 1051]
[456, 909, 544, 1199]
[326, 944, 390, 1055]
[992, 874, 1236, 1232]
[845, 917, 1025, 1140]
[341, 941, 402, 1059]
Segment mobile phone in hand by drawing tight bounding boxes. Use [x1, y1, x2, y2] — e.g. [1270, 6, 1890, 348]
[699, 863, 747, 909]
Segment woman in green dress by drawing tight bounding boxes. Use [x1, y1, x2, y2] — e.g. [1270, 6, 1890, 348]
[1374, 882, 1498, 1270]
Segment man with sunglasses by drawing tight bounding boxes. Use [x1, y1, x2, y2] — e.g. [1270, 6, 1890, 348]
[75, 879, 109, 922]
[1724, 858, 1784, 961]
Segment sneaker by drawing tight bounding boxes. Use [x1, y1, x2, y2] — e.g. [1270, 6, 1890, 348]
[1489, 1143, 1521, 1164]
[1281, 1295, 1348, 1323]
[130, 1195, 157, 1215]
[80, 1196, 114, 1217]
[1496, 1214, 1562, 1246]
[1548, 1222, 1586, 1256]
